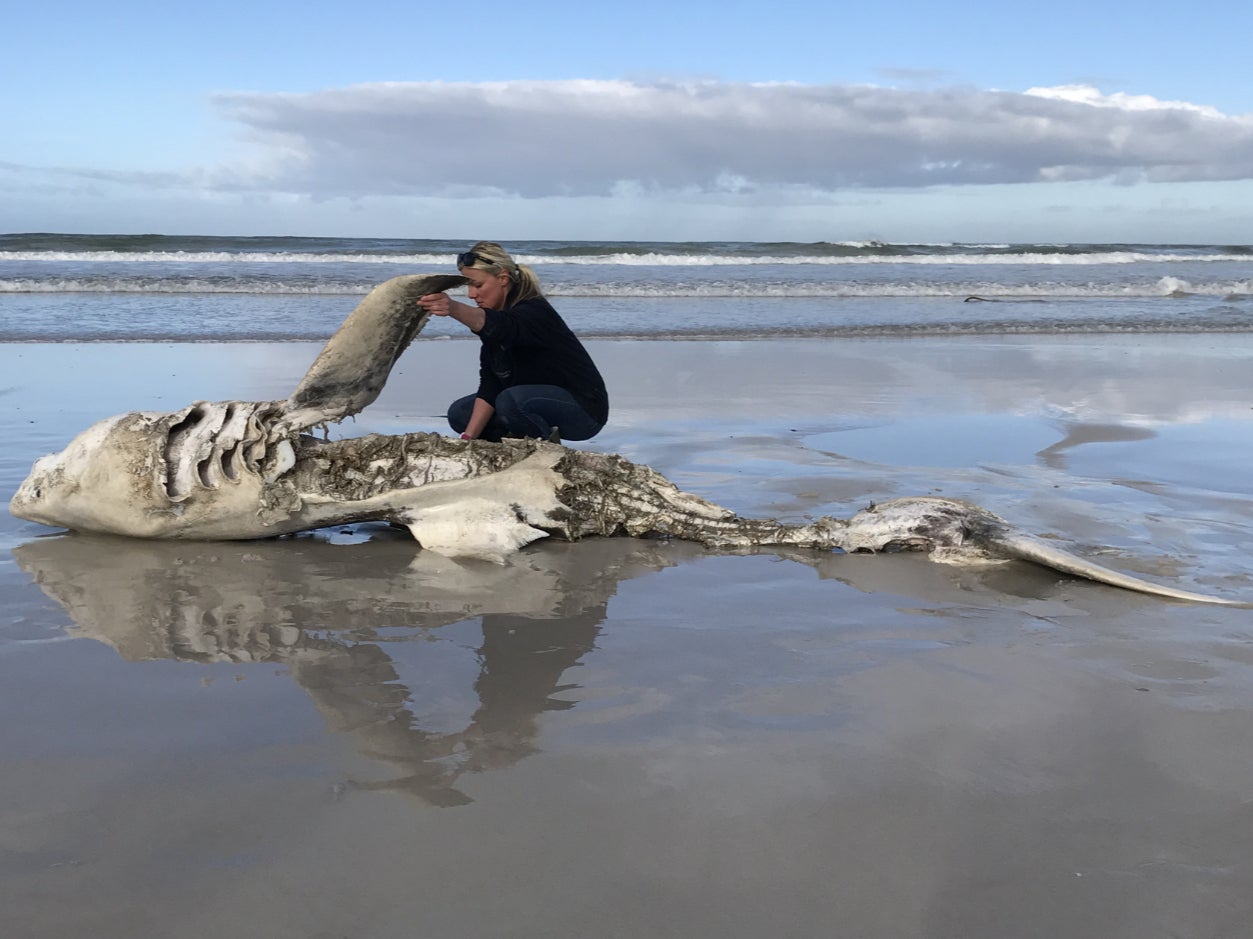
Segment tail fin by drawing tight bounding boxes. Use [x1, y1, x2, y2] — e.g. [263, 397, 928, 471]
[992, 532, 1247, 607]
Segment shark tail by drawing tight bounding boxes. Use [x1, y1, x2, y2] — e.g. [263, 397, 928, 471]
[990, 532, 1247, 607]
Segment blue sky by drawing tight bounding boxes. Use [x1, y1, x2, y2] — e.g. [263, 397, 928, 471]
[3, 0, 1251, 242]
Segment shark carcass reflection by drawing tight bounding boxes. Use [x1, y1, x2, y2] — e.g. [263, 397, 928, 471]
[14, 529, 702, 807]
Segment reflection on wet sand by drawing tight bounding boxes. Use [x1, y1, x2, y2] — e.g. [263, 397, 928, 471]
[14, 531, 698, 806]
[1036, 420, 1156, 471]
[13, 521, 1167, 810]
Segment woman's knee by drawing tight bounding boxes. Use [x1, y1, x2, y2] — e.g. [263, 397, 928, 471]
[495, 386, 602, 440]
[446, 394, 476, 432]
[492, 388, 547, 436]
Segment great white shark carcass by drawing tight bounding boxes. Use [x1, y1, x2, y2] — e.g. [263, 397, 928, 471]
[8, 273, 1246, 606]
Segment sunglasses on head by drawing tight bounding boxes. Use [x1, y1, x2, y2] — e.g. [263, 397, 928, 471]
[457, 251, 489, 268]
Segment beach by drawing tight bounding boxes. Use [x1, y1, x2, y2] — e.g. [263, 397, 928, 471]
[3, 333, 1253, 938]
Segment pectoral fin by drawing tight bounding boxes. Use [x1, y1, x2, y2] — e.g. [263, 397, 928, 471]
[399, 499, 549, 564]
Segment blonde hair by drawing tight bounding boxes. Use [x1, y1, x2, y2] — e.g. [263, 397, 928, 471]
[458, 241, 543, 306]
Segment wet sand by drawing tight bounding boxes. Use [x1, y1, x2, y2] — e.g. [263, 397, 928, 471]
[3, 335, 1253, 939]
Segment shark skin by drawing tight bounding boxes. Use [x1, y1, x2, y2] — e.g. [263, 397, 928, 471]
[8, 275, 1248, 606]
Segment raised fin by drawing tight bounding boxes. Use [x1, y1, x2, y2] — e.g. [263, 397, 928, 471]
[991, 532, 1248, 606]
[285, 273, 467, 429]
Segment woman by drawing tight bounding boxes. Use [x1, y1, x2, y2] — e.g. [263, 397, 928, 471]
[417, 242, 609, 443]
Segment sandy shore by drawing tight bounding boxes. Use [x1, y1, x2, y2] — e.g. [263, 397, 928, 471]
[3, 335, 1253, 938]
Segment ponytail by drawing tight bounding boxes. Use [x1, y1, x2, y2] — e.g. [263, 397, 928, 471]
[508, 263, 542, 305]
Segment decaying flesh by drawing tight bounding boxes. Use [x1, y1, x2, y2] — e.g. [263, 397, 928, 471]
[8, 275, 1247, 606]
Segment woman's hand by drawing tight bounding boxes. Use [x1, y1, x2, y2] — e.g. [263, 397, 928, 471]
[418, 292, 452, 316]
[418, 292, 487, 333]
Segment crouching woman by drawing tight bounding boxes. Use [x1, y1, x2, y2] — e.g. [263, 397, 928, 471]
[418, 241, 608, 443]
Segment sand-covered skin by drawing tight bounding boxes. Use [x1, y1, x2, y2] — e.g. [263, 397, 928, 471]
[3, 336, 1253, 938]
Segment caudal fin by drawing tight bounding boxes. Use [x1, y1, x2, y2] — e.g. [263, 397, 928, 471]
[992, 532, 1248, 607]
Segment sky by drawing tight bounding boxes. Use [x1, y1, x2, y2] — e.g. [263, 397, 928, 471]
[2, 0, 1251, 243]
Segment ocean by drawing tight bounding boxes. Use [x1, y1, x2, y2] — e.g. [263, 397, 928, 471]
[2, 233, 1251, 342]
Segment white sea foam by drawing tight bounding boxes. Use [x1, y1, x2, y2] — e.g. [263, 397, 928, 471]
[1, 250, 1248, 267]
[5, 277, 1250, 299]
[520, 251, 1250, 266]
[0, 251, 440, 265]
[0, 279, 349, 294]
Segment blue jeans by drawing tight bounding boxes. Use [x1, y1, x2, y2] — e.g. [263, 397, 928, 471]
[448, 385, 604, 442]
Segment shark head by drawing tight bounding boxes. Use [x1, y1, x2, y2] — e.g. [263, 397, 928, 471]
[10, 402, 288, 539]
[13, 412, 171, 535]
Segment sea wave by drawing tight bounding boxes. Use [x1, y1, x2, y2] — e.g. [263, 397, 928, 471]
[2, 249, 1249, 266]
[6, 317, 1253, 344]
[4, 276, 1251, 298]
[0, 278, 352, 294]
[0, 251, 448, 265]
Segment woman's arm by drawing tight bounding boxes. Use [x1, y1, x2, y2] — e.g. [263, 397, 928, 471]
[418, 293, 486, 333]
[462, 397, 496, 439]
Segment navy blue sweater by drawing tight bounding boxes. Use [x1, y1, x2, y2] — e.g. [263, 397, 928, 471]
[474, 297, 609, 425]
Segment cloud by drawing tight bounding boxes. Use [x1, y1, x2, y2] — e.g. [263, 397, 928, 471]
[0, 159, 187, 190]
[1023, 84, 1228, 119]
[201, 80, 1253, 200]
